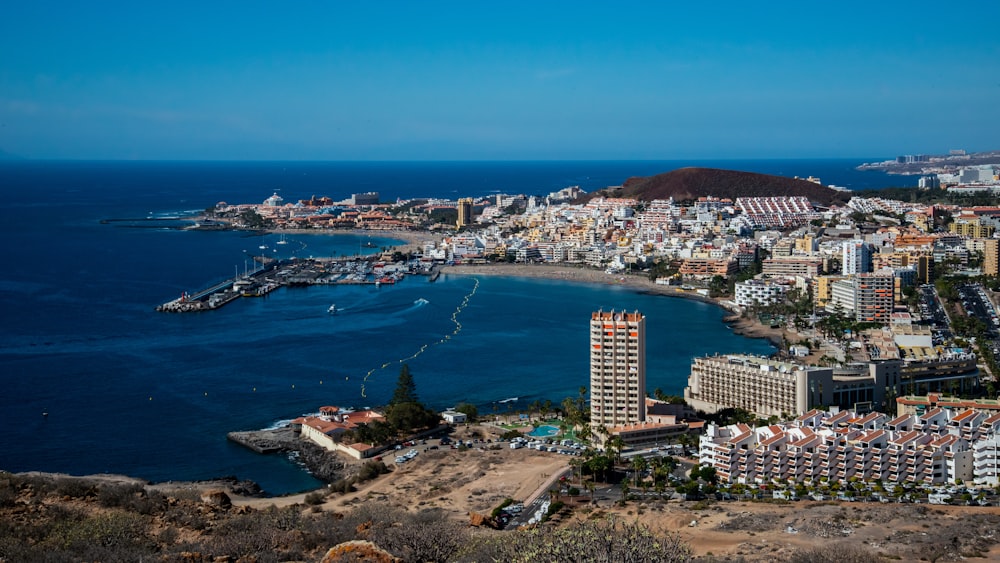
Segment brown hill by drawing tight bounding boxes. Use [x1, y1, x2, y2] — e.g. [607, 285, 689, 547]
[579, 167, 850, 207]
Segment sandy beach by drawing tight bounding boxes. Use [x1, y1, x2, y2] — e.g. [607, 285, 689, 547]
[442, 262, 791, 350]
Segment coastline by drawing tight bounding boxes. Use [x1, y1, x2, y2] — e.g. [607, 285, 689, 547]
[442, 262, 786, 350]
[229, 223, 789, 350]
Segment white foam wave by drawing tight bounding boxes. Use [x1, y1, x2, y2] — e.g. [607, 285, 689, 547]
[261, 418, 295, 431]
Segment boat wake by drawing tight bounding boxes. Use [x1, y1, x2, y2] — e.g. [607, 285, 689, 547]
[497, 397, 518, 404]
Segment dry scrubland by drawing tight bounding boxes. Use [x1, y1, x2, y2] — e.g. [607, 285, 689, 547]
[6, 425, 1000, 562]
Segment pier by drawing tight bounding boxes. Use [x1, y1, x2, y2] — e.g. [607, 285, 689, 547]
[156, 257, 431, 312]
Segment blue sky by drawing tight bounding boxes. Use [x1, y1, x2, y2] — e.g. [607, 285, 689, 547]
[1, 2, 997, 160]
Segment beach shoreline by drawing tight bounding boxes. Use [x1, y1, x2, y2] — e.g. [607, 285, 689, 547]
[442, 262, 787, 350]
[260, 225, 788, 350]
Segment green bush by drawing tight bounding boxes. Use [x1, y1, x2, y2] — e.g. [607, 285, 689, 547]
[491, 498, 514, 518]
[500, 429, 523, 441]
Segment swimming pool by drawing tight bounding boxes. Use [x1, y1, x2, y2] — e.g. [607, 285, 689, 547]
[527, 425, 559, 437]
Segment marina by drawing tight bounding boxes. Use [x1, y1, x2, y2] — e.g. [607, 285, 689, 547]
[156, 256, 434, 312]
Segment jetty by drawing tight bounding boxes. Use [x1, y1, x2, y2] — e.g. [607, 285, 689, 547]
[157, 259, 286, 312]
[227, 427, 298, 454]
[156, 257, 429, 312]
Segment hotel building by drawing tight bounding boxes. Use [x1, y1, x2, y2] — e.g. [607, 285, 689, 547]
[590, 310, 646, 432]
[685, 355, 835, 418]
[700, 408, 986, 486]
[456, 197, 474, 228]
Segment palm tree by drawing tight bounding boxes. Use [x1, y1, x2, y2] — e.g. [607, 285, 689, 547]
[585, 479, 596, 504]
[606, 435, 625, 465]
[631, 456, 649, 487]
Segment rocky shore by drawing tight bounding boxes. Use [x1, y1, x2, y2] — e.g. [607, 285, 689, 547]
[227, 425, 347, 485]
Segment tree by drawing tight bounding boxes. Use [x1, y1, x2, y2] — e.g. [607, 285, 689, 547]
[454, 402, 478, 422]
[631, 456, 648, 487]
[584, 454, 613, 483]
[390, 364, 419, 406]
[606, 435, 625, 465]
[384, 364, 439, 433]
[386, 402, 438, 433]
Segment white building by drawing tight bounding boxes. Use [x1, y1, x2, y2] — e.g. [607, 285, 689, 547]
[700, 408, 982, 486]
[684, 354, 835, 418]
[734, 279, 787, 308]
[842, 239, 872, 275]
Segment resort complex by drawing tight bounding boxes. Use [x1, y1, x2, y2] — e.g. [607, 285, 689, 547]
[699, 403, 1000, 488]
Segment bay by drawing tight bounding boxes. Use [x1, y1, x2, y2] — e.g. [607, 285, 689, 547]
[0, 159, 882, 494]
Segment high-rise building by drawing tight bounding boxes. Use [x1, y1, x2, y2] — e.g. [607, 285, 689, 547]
[984, 239, 1000, 277]
[842, 240, 872, 275]
[826, 273, 894, 324]
[456, 197, 474, 228]
[590, 310, 646, 432]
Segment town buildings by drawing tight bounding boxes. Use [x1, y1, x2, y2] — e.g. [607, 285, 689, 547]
[292, 406, 387, 460]
[685, 355, 835, 418]
[698, 407, 995, 486]
[684, 353, 978, 419]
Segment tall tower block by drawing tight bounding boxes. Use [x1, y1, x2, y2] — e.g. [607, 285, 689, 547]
[590, 309, 646, 433]
[456, 197, 473, 228]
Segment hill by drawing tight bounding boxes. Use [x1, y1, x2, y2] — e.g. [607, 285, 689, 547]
[579, 167, 851, 207]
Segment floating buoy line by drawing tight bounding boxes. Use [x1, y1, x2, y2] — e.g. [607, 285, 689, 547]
[359, 278, 479, 398]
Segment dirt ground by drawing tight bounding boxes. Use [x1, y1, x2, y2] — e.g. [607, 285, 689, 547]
[614, 498, 1000, 562]
[223, 424, 1000, 562]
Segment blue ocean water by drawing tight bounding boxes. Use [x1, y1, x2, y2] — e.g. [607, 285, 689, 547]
[0, 160, 897, 494]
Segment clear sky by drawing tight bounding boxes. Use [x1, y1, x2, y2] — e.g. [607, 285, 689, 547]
[1, 1, 997, 160]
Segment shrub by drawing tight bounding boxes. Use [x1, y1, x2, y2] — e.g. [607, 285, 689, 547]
[97, 483, 145, 508]
[55, 478, 95, 499]
[328, 479, 355, 494]
[491, 498, 514, 519]
[500, 430, 523, 441]
[356, 460, 389, 482]
[304, 491, 326, 506]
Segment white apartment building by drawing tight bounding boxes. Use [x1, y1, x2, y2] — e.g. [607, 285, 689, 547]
[590, 310, 646, 432]
[700, 408, 982, 486]
[684, 355, 835, 418]
[842, 239, 872, 275]
[734, 279, 788, 308]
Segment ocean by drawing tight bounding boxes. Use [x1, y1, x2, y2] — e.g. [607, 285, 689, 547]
[0, 159, 900, 494]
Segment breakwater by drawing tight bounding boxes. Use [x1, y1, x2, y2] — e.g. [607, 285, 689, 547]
[156, 257, 431, 312]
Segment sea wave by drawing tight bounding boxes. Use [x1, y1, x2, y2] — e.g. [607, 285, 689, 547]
[261, 418, 296, 431]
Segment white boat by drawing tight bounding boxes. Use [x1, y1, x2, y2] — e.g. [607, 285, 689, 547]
[277, 234, 288, 245]
[328, 304, 337, 314]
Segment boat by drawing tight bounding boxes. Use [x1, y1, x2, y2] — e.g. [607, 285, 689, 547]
[328, 304, 337, 314]
[277, 233, 288, 245]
